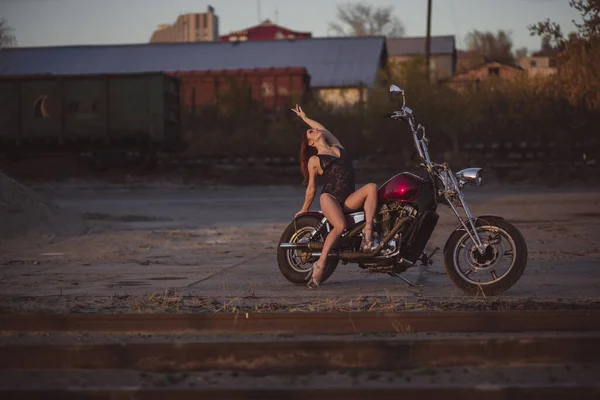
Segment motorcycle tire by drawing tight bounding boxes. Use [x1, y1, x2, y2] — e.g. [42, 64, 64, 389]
[277, 215, 339, 285]
[444, 217, 527, 296]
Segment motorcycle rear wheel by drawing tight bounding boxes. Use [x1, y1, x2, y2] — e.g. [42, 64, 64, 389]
[277, 215, 339, 285]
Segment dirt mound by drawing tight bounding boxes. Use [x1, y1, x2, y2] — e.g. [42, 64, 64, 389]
[0, 172, 86, 241]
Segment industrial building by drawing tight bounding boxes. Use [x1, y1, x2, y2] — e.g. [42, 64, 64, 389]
[220, 19, 312, 42]
[149, 5, 219, 43]
[386, 35, 457, 80]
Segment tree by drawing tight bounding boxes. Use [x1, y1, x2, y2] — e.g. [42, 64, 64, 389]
[328, 2, 405, 37]
[514, 47, 529, 59]
[465, 30, 515, 65]
[529, 0, 599, 45]
[528, 0, 600, 109]
[0, 19, 17, 48]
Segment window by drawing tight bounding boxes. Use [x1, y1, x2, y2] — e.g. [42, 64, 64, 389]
[488, 67, 500, 76]
[530, 60, 537, 67]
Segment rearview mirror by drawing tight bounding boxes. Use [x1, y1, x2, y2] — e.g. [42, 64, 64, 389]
[389, 85, 404, 96]
[390, 85, 406, 109]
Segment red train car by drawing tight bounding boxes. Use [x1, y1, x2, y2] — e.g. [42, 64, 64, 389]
[169, 67, 310, 113]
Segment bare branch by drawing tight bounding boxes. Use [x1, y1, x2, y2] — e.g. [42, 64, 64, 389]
[465, 30, 515, 65]
[328, 2, 405, 37]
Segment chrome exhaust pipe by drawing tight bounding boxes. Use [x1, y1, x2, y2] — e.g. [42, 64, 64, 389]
[279, 243, 308, 249]
[279, 242, 324, 250]
[310, 252, 339, 258]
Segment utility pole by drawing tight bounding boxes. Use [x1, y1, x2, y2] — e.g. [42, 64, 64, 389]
[257, 0, 262, 23]
[425, 0, 432, 79]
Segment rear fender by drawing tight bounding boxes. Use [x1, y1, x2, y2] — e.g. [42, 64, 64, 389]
[293, 211, 331, 234]
[293, 211, 324, 221]
[443, 215, 505, 252]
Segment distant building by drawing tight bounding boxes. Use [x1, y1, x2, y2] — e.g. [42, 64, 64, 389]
[441, 61, 525, 91]
[517, 37, 558, 77]
[516, 55, 557, 77]
[150, 6, 219, 43]
[220, 19, 311, 42]
[386, 35, 456, 80]
[456, 50, 486, 73]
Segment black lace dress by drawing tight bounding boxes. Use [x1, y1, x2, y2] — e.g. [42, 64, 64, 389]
[317, 146, 356, 205]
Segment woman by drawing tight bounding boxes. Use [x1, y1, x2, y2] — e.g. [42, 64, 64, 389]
[291, 104, 378, 288]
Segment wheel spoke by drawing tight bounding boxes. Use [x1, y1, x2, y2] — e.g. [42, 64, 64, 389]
[454, 225, 518, 287]
[287, 227, 320, 273]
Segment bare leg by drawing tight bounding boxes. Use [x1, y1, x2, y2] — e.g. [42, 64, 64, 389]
[344, 183, 378, 243]
[313, 194, 346, 283]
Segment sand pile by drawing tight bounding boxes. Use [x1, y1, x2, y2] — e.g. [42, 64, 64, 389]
[0, 172, 87, 241]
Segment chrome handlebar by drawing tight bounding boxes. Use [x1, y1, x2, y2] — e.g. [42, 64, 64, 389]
[385, 106, 431, 168]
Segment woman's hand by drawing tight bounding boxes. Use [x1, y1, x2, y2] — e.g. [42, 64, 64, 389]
[295, 209, 308, 218]
[291, 104, 306, 120]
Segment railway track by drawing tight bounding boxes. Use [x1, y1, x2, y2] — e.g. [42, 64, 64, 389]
[1, 311, 599, 399]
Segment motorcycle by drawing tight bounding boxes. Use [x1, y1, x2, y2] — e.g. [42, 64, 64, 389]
[277, 85, 527, 295]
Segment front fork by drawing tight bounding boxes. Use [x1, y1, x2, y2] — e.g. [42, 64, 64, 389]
[441, 170, 487, 254]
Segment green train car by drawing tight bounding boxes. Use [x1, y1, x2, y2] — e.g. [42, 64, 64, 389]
[0, 73, 183, 165]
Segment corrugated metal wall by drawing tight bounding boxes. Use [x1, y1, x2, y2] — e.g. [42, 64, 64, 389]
[63, 78, 107, 138]
[0, 81, 19, 139]
[0, 73, 180, 150]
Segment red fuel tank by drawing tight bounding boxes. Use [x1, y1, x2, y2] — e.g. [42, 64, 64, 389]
[378, 172, 424, 203]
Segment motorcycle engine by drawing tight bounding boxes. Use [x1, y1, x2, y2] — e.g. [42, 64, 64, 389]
[358, 202, 417, 270]
[374, 202, 416, 253]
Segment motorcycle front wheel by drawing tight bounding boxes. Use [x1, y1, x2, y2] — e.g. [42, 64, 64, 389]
[444, 217, 527, 296]
[277, 215, 339, 285]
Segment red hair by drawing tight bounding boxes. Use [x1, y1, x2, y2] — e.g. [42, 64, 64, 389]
[300, 133, 317, 185]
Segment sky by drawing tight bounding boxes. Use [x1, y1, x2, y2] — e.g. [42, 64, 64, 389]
[0, 0, 581, 52]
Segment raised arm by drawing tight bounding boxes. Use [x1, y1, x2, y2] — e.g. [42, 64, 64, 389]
[291, 104, 342, 148]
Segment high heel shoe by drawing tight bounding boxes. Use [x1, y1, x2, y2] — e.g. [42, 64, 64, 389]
[360, 227, 375, 252]
[306, 262, 323, 289]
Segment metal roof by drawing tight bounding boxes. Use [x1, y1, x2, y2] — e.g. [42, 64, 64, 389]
[386, 35, 455, 56]
[0, 37, 386, 88]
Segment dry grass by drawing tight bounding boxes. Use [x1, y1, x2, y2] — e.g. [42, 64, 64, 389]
[1, 293, 600, 314]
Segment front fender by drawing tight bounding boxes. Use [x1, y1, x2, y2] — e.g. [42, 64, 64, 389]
[443, 215, 505, 252]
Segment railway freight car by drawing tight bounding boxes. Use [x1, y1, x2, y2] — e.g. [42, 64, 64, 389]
[170, 67, 310, 113]
[0, 72, 183, 167]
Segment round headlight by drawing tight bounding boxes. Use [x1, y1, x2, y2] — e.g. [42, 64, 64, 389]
[456, 168, 483, 187]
